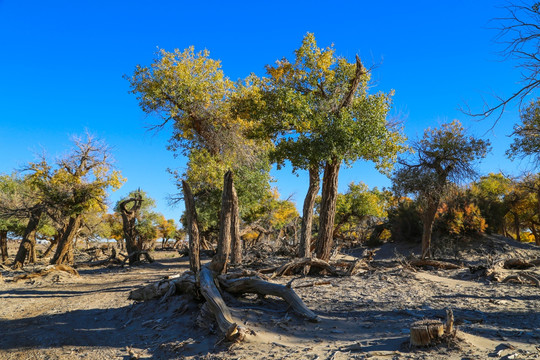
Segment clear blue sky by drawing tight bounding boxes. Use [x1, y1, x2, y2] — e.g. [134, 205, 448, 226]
[0, 0, 534, 221]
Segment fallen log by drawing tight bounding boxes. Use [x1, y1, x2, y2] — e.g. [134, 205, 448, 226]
[501, 272, 540, 287]
[218, 275, 320, 322]
[503, 259, 538, 269]
[265, 258, 347, 279]
[129, 271, 197, 301]
[409, 259, 461, 270]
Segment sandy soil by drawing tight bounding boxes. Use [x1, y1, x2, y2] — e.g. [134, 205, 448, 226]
[1, 235, 539, 360]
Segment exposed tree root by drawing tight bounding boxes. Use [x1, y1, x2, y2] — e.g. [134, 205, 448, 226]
[260, 257, 367, 277]
[128, 265, 319, 341]
[218, 274, 320, 322]
[13, 264, 79, 282]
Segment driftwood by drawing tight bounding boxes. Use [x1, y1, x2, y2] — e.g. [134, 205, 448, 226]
[218, 275, 320, 322]
[409, 259, 461, 270]
[199, 266, 252, 342]
[263, 257, 367, 278]
[129, 271, 197, 301]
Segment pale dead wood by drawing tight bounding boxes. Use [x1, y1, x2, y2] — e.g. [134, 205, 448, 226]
[218, 276, 320, 322]
[199, 266, 252, 342]
[501, 272, 540, 287]
[410, 319, 444, 346]
[445, 308, 454, 335]
[128, 271, 197, 301]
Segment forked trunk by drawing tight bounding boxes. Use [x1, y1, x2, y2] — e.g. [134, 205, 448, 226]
[13, 208, 42, 269]
[316, 160, 341, 261]
[182, 180, 201, 274]
[51, 214, 81, 265]
[299, 166, 320, 261]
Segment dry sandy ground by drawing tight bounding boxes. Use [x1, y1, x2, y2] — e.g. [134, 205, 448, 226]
[1, 235, 539, 360]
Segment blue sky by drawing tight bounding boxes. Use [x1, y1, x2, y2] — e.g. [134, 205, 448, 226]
[0, 1, 534, 221]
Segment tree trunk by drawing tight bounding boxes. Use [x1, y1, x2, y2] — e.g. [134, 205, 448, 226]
[513, 212, 520, 242]
[119, 194, 143, 265]
[231, 184, 242, 264]
[51, 215, 81, 265]
[421, 205, 438, 260]
[213, 171, 234, 274]
[182, 180, 201, 274]
[42, 234, 59, 258]
[0, 230, 8, 263]
[299, 166, 320, 262]
[13, 208, 42, 269]
[530, 223, 540, 246]
[316, 160, 341, 261]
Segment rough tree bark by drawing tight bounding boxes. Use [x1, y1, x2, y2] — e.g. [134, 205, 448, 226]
[231, 185, 242, 264]
[118, 193, 149, 265]
[0, 230, 8, 263]
[51, 214, 81, 265]
[41, 234, 59, 258]
[316, 160, 341, 261]
[299, 166, 320, 272]
[212, 171, 234, 274]
[182, 180, 200, 274]
[13, 207, 42, 269]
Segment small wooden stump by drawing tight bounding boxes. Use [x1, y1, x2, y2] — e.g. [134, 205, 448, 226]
[410, 319, 444, 346]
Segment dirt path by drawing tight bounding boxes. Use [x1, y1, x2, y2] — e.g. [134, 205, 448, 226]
[1, 238, 539, 360]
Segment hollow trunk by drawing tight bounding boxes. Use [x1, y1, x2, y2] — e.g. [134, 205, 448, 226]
[51, 215, 81, 265]
[213, 171, 234, 274]
[316, 160, 341, 261]
[231, 185, 242, 264]
[182, 180, 201, 274]
[299, 166, 320, 261]
[13, 208, 42, 269]
[0, 230, 8, 263]
[119, 194, 143, 265]
[421, 204, 438, 260]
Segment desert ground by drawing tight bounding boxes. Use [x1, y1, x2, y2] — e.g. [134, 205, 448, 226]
[1, 235, 539, 360]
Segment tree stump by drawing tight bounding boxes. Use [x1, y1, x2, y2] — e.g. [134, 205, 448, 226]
[410, 319, 444, 346]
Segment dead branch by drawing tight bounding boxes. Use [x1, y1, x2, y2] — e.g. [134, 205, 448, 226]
[13, 264, 79, 282]
[218, 275, 320, 322]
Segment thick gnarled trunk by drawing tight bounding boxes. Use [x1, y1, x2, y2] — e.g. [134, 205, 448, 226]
[316, 160, 341, 261]
[13, 208, 42, 269]
[51, 214, 81, 265]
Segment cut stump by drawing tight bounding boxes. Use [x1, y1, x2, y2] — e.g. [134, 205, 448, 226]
[410, 319, 444, 346]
